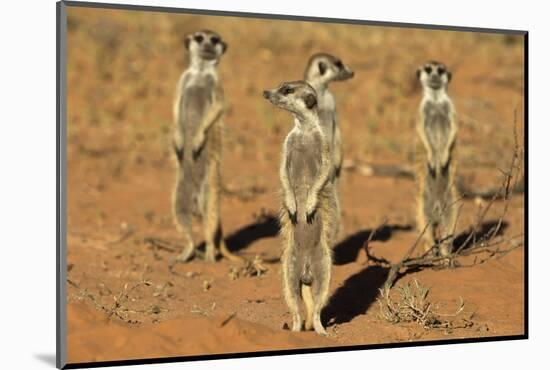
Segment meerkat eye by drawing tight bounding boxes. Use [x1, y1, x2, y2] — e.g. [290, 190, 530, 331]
[194, 34, 204, 43]
[211, 36, 220, 45]
[334, 60, 343, 69]
[424, 66, 433, 74]
[437, 66, 446, 75]
[280, 86, 294, 95]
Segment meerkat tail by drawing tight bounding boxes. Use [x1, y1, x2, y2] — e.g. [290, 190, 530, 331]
[219, 240, 245, 263]
[302, 284, 314, 331]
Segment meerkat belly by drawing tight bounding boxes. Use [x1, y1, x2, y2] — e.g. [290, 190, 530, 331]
[424, 103, 451, 165]
[423, 162, 453, 223]
[179, 85, 213, 209]
[288, 137, 324, 256]
[288, 138, 322, 208]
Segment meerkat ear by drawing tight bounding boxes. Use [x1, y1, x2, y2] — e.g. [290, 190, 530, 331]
[416, 68, 421, 80]
[304, 93, 317, 109]
[318, 62, 327, 76]
[447, 71, 452, 83]
[221, 41, 228, 54]
[184, 35, 192, 50]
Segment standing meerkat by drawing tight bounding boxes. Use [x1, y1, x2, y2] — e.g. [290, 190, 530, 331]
[304, 53, 354, 239]
[172, 30, 242, 263]
[263, 81, 336, 335]
[415, 61, 459, 257]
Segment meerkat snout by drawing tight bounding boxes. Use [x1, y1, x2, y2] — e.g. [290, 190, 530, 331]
[263, 81, 318, 114]
[335, 60, 354, 80]
[305, 53, 355, 83]
[417, 61, 452, 90]
[184, 30, 227, 61]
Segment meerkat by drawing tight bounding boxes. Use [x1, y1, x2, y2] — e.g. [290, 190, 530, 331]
[304, 53, 354, 240]
[263, 81, 336, 335]
[172, 30, 242, 263]
[415, 61, 459, 257]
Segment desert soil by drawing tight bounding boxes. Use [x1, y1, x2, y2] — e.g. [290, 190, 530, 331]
[65, 6, 525, 364]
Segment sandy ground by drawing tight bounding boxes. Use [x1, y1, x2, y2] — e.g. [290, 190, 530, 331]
[65, 6, 525, 365]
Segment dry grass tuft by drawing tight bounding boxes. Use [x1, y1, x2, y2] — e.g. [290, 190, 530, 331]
[377, 279, 474, 332]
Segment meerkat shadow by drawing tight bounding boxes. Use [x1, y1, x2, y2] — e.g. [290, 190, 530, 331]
[322, 265, 389, 327]
[333, 224, 412, 265]
[224, 213, 280, 253]
[451, 220, 509, 252]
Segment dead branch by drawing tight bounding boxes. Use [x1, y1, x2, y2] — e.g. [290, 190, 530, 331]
[75, 280, 155, 324]
[376, 120, 524, 290]
[363, 219, 392, 267]
[143, 237, 178, 253]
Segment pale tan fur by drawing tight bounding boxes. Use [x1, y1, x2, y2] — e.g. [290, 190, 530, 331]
[415, 61, 459, 256]
[264, 80, 336, 335]
[304, 53, 354, 242]
[172, 30, 242, 263]
[279, 183, 335, 334]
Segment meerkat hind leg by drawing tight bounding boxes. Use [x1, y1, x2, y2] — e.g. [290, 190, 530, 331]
[174, 178, 196, 263]
[202, 164, 223, 262]
[418, 172, 438, 253]
[417, 200, 436, 253]
[202, 166, 244, 263]
[203, 192, 219, 262]
[283, 261, 303, 332]
[219, 237, 245, 263]
[302, 284, 314, 331]
[439, 198, 458, 257]
[311, 254, 331, 336]
[174, 212, 196, 262]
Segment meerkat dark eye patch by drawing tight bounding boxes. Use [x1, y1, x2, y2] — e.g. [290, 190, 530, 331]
[334, 60, 343, 69]
[303, 93, 317, 109]
[424, 66, 433, 74]
[318, 62, 327, 75]
[280, 86, 294, 95]
[437, 66, 446, 75]
[210, 36, 220, 45]
[194, 34, 204, 43]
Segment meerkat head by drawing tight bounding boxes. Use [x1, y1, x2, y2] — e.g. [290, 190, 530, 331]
[184, 30, 227, 64]
[417, 61, 452, 91]
[263, 81, 318, 117]
[304, 53, 355, 85]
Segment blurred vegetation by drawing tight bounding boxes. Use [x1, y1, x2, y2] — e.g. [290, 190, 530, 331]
[66, 7, 524, 176]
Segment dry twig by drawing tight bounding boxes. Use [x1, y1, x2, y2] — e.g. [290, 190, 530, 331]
[374, 120, 524, 290]
[377, 279, 472, 331]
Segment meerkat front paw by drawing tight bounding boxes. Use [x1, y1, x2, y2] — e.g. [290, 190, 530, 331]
[427, 161, 437, 177]
[288, 210, 298, 225]
[426, 151, 437, 172]
[285, 197, 298, 224]
[192, 132, 206, 159]
[441, 151, 449, 167]
[305, 195, 318, 224]
[173, 143, 184, 163]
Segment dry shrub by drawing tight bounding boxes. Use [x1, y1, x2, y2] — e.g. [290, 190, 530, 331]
[377, 279, 474, 332]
